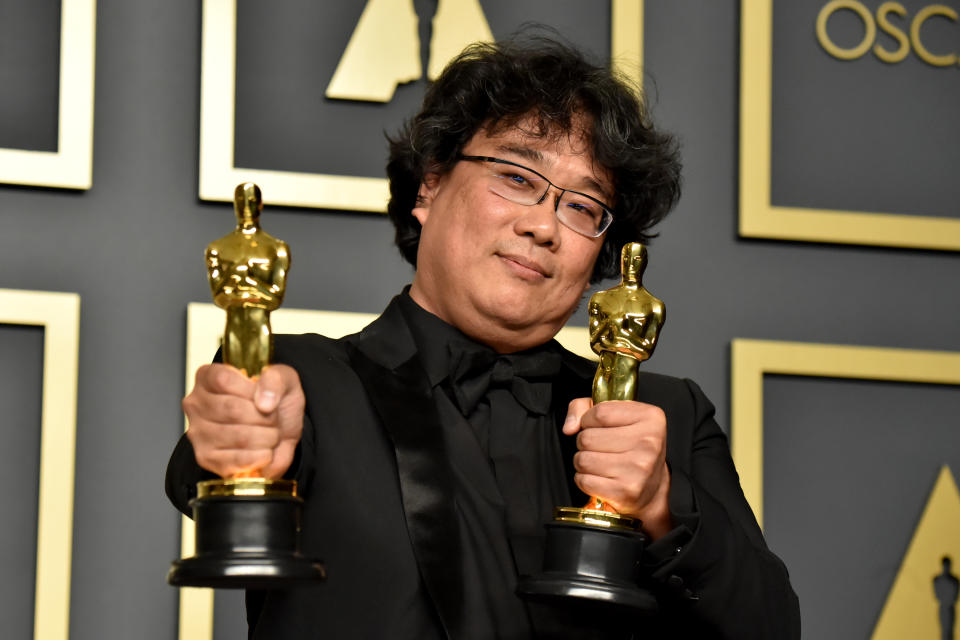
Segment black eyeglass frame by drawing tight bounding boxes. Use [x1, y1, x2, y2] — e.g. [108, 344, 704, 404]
[456, 155, 615, 237]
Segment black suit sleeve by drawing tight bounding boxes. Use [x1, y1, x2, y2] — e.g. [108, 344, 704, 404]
[643, 378, 801, 639]
[165, 434, 214, 517]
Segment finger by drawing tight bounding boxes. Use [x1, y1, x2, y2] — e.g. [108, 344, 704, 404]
[562, 397, 593, 435]
[261, 440, 298, 480]
[196, 363, 256, 398]
[195, 394, 279, 427]
[576, 424, 642, 454]
[254, 364, 301, 414]
[580, 400, 665, 430]
[206, 423, 282, 451]
[194, 447, 274, 478]
[186, 416, 277, 450]
[574, 471, 656, 515]
[573, 473, 630, 511]
[573, 450, 617, 478]
[573, 449, 659, 481]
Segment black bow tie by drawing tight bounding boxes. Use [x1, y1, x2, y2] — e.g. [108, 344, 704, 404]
[449, 344, 563, 416]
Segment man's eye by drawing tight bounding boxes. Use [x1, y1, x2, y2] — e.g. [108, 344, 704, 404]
[496, 171, 535, 189]
[564, 200, 601, 219]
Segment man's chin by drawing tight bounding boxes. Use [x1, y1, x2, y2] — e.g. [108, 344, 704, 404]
[476, 313, 567, 352]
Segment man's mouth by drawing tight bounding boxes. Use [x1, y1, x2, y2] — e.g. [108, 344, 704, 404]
[498, 253, 552, 279]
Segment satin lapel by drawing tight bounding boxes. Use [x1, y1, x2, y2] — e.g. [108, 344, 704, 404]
[345, 300, 464, 639]
[554, 349, 596, 506]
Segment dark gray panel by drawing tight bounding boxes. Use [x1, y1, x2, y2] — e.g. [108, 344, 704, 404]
[0, 324, 43, 639]
[0, 0, 61, 152]
[482, 0, 610, 50]
[234, 0, 610, 180]
[771, 0, 959, 218]
[763, 375, 960, 639]
[214, 590, 247, 640]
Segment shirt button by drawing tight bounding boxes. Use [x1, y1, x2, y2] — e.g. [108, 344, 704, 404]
[667, 575, 684, 589]
[674, 546, 683, 555]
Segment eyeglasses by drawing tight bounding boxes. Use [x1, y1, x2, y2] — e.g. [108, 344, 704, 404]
[457, 155, 614, 238]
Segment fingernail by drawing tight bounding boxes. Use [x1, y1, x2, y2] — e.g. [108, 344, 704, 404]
[258, 390, 276, 408]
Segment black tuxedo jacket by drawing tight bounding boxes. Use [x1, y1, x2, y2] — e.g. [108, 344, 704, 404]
[167, 297, 800, 639]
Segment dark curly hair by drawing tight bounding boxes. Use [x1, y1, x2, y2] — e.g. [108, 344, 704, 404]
[386, 35, 681, 283]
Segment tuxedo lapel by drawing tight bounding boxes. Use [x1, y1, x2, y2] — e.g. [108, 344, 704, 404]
[554, 350, 596, 506]
[345, 299, 464, 639]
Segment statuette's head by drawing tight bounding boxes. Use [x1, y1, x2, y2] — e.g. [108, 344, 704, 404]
[234, 182, 264, 226]
[588, 242, 663, 361]
[621, 243, 647, 285]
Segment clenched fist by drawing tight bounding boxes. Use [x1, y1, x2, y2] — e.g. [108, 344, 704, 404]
[182, 363, 305, 479]
[563, 398, 673, 539]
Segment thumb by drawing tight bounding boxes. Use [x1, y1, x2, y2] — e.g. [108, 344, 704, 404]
[253, 364, 297, 414]
[562, 397, 593, 435]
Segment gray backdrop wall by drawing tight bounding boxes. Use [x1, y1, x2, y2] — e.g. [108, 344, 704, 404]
[0, 1, 957, 638]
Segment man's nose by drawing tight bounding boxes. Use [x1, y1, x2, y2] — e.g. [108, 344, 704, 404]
[514, 188, 561, 245]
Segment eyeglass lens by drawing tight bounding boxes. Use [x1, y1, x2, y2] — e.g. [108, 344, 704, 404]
[482, 163, 610, 237]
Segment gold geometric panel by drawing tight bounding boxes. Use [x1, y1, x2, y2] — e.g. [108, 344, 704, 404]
[198, 0, 644, 211]
[738, 0, 960, 250]
[325, 0, 494, 101]
[325, 0, 424, 102]
[0, 0, 95, 189]
[176, 301, 593, 639]
[731, 339, 960, 528]
[0, 289, 81, 640]
[871, 465, 960, 640]
[428, 0, 495, 80]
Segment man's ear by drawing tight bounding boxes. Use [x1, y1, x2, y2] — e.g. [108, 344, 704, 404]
[411, 171, 441, 226]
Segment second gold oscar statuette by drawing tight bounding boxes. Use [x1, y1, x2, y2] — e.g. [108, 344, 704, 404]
[518, 242, 663, 612]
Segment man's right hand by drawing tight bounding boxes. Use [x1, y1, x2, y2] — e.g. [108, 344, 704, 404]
[182, 363, 305, 479]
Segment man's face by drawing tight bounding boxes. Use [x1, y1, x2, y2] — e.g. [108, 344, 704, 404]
[409, 118, 610, 353]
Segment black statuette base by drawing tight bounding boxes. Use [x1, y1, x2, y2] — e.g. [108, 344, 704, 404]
[517, 520, 658, 612]
[167, 494, 325, 589]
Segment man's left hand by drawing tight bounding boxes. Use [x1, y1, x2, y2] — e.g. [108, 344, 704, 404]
[563, 398, 673, 539]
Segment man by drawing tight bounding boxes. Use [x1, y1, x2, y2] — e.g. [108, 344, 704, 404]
[167, 37, 800, 638]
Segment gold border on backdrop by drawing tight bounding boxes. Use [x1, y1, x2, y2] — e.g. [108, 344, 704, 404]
[177, 300, 595, 639]
[0, 0, 96, 190]
[198, 0, 643, 211]
[738, 0, 960, 251]
[0, 289, 80, 640]
[730, 339, 960, 528]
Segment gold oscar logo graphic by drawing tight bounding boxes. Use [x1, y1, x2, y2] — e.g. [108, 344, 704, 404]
[326, 0, 494, 102]
[816, 1, 959, 67]
[872, 466, 960, 639]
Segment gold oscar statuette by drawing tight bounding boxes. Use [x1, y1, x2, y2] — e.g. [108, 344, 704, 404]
[168, 183, 325, 588]
[518, 242, 663, 612]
